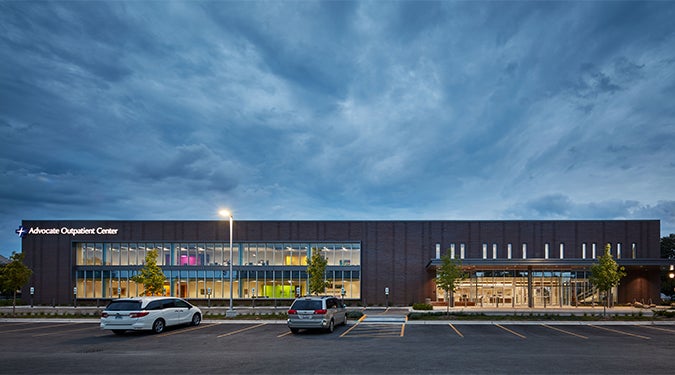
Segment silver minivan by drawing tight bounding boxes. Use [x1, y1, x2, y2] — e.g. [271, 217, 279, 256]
[287, 296, 347, 333]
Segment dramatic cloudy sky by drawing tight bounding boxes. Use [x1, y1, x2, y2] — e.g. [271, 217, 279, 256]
[1, 1, 674, 257]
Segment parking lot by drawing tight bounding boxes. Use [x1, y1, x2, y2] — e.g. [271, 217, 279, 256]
[1, 318, 674, 374]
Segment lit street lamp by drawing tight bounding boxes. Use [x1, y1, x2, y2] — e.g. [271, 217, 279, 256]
[219, 209, 237, 317]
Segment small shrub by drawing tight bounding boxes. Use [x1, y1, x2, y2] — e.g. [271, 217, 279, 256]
[653, 309, 675, 318]
[412, 303, 433, 311]
[407, 311, 443, 320]
[346, 310, 364, 319]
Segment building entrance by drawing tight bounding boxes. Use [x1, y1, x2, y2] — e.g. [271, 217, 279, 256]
[435, 270, 605, 308]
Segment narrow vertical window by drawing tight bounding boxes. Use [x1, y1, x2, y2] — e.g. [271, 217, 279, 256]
[450, 243, 456, 259]
[631, 243, 637, 259]
[592, 243, 597, 258]
[507, 243, 512, 259]
[616, 243, 622, 259]
[522, 243, 527, 259]
[492, 244, 498, 259]
[560, 243, 564, 259]
[544, 243, 550, 259]
[435, 243, 441, 259]
[482, 243, 488, 259]
[460, 243, 465, 259]
[582, 243, 587, 259]
[75, 243, 84, 265]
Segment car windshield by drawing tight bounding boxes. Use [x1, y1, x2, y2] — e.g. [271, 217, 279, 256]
[106, 301, 142, 311]
[291, 300, 322, 310]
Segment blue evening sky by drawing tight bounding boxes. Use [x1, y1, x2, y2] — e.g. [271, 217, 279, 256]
[1, 1, 674, 257]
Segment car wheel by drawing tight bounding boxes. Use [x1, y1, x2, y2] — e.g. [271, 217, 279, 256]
[290, 327, 299, 334]
[112, 330, 126, 335]
[191, 313, 201, 326]
[326, 319, 334, 333]
[152, 318, 165, 334]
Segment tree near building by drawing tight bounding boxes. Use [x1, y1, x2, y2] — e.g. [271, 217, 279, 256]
[589, 243, 626, 316]
[131, 249, 166, 296]
[306, 248, 328, 296]
[0, 252, 33, 316]
[662, 234, 675, 259]
[436, 254, 467, 315]
[661, 234, 675, 298]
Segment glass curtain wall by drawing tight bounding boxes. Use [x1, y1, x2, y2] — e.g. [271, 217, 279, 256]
[74, 242, 361, 300]
[437, 270, 598, 307]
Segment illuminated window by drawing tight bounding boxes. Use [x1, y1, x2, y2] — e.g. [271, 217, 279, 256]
[582, 243, 587, 259]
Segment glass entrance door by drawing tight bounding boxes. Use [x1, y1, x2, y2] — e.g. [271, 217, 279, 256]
[435, 269, 589, 307]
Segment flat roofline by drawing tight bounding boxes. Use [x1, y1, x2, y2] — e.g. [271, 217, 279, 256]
[21, 218, 661, 223]
[426, 258, 672, 269]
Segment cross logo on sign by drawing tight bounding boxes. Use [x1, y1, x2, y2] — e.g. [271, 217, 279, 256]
[15, 226, 27, 238]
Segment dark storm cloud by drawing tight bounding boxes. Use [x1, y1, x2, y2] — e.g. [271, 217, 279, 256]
[201, 1, 358, 102]
[1, 1, 674, 255]
[508, 195, 675, 236]
[508, 194, 641, 219]
[134, 144, 239, 192]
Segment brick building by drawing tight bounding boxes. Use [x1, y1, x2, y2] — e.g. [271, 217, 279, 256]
[18, 219, 665, 307]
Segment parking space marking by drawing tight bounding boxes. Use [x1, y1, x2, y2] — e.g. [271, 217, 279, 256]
[637, 325, 675, 334]
[216, 323, 266, 338]
[0, 322, 36, 328]
[588, 325, 650, 340]
[159, 323, 217, 337]
[540, 324, 588, 339]
[346, 333, 403, 338]
[495, 324, 526, 339]
[277, 330, 292, 338]
[340, 323, 404, 338]
[0, 323, 73, 334]
[448, 323, 464, 338]
[339, 314, 367, 338]
[339, 325, 359, 338]
[33, 325, 97, 337]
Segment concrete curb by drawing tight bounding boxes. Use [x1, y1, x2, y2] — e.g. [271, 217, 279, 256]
[405, 320, 675, 325]
[3, 318, 674, 326]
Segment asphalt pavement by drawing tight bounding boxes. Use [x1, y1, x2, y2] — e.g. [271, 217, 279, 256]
[1, 318, 674, 374]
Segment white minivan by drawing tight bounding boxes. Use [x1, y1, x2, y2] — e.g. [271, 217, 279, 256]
[100, 297, 201, 335]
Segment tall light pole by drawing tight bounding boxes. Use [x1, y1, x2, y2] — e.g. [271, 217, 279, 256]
[219, 210, 237, 317]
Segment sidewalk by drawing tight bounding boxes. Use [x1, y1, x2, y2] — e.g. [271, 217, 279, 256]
[2, 304, 674, 326]
[424, 304, 665, 317]
[1, 303, 671, 317]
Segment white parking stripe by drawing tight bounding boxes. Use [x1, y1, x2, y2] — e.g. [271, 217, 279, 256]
[589, 325, 650, 340]
[216, 323, 266, 338]
[541, 324, 588, 339]
[495, 324, 526, 339]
